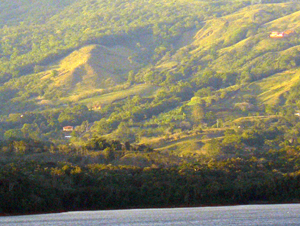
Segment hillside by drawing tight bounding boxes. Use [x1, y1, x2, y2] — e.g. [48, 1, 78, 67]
[4, 0, 300, 215]
[154, 3, 300, 78]
[1, 0, 300, 151]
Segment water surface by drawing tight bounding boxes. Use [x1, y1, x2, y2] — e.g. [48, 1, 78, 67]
[1, 204, 300, 225]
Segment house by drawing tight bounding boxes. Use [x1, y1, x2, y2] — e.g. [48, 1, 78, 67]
[270, 30, 295, 38]
[63, 126, 74, 132]
[92, 104, 102, 110]
[270, 31, 284, 38]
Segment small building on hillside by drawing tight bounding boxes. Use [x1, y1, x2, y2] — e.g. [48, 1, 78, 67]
[63, 126, 74, 132]
[270, 30, 295, 38]
[270, 31, 284, 38]
[92, 104, 102, 110]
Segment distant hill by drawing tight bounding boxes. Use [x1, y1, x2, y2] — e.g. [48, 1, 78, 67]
[1, 0, 300, 147]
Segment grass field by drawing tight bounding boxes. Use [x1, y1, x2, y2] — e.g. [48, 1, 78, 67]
[79, 84, 158, 105]
[254, 69, 300, 105]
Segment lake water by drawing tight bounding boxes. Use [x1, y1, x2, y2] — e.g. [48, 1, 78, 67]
[1, 204, 300, 225]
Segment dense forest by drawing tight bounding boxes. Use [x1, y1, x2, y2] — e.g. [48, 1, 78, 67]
[2, 121, 300, 214]
[1, 0, 300, 214]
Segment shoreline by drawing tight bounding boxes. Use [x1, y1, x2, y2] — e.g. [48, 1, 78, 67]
[2, 200, 300, 217]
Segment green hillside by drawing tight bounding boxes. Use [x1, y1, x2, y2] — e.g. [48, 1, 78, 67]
[1, 0, 300, 151]
[4, 0, 300, 215]
[155, 2, 300, 78]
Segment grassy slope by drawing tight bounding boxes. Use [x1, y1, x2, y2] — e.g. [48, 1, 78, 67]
[157, 3, 300, 75]
[250, 69, 300, 105]
[48, 44, 139, 91]
[79, 84, 158, 106]
[151, 3, 300, 152]
[184, 3, 300, 107]
[155, 132, 225, 157]
[3, 44, 145, 108]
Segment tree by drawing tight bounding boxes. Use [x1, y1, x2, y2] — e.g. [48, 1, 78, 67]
[103, 147, 115, 162]
[205, 111, 217, 123]
[4, 129, 22, 139]
[12, 141, 27, 155]
[191, 104, 205, 124]
[240, 71, 253, 84]
[77, 120, 89, 134]
[127, 70, 135, 84]
[114, 122, 134, 142]
[93, 118, 110, 135]
[21, 123, 38, 139]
